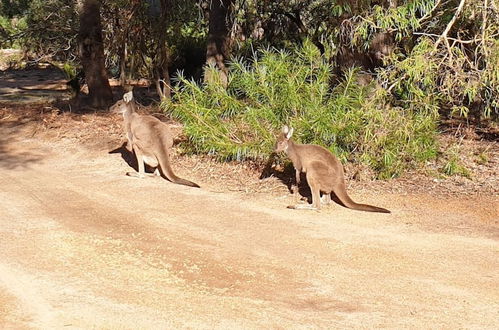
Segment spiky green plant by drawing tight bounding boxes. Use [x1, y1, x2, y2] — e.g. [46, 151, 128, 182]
[165, 40, 439, 178]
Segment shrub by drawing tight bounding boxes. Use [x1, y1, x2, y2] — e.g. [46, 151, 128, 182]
[165, 41, 439, 178]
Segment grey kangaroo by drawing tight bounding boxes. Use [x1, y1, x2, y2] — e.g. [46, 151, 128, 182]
[111, 91, 200, 188]
[275, 125, 389, 213]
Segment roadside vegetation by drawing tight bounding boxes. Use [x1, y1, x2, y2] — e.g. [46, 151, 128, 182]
[168, 41, 439, 178]
[1, 0, 497, 179]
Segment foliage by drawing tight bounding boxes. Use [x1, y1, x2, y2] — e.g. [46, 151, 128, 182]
[1, 0, 205, 78]
[0, 0, 30, 18]
[346, 0, 499, 120]
[101, 0, 204, 81]
[232, 0, 498, 121]
[3, 0, 497, 121]
[166, 41, 439, 178]
[1, 0, 496, 178]
[232, 0, 345, 57]
[440, 143, 471, 177]
[19, 0, 78, 61]
[0, 0, 29, 48]
[61, 61, 78, 80]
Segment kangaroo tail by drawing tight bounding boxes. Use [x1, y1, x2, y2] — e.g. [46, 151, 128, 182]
[155, 147, 200, 188]
[333, 182, 390, 213]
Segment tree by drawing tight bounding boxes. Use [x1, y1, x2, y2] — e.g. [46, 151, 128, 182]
[147, 0, 173, 100]
[203, 0, 234, 87]
[101, 0, 201, 100]
[77, 0, 113, 108]
[229, 0, 498, 120]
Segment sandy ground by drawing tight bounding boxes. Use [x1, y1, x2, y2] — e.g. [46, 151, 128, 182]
[0, 114, 497, 330]
[0, 67, 498, 329]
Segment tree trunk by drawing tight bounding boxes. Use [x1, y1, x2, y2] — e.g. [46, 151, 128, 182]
[78, 0, 113, 108]
[152, 0, 172, 100]
[154, 46, 172, 100]
[204, 0, 234, 88]
[119, 42, 127, 87]
[136, 0, 172, 100]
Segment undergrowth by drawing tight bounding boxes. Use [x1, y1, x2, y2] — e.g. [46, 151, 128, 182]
[164, 41, 439, 179]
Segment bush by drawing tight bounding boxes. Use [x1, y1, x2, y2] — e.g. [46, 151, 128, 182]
[14, 0, 78, 60]
[0, 14, 27, 49]
[165, 41, 439, 178]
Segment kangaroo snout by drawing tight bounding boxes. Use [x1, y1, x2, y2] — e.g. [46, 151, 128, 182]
[109, 100, 127, 114]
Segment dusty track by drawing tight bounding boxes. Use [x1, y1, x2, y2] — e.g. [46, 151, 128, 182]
[0, 111, 498, 328]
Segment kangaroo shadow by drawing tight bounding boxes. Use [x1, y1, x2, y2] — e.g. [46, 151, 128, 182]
[259, 153, 312, 203]
[108, 142, 156, 174]
[259, 153, 347, 207]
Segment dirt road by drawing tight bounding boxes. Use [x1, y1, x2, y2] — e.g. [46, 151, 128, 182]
[1, 116, 498, 329]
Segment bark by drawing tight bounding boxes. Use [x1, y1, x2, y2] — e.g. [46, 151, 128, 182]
[153, 0, 172, 100]
[154, 47, 172, 100]
[78, 0, 113, 108]
[133, 0, 172, 100]
[119, 42, 127, 87]
[204, 0, 234, 88]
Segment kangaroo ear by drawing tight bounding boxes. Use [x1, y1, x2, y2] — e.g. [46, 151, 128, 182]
[282, 125, 289, 134]
[286, 127, 294, 139]
[123, 91, 133, 103]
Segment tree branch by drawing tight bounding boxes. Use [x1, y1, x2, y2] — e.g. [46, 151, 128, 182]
[418, 0, 442, 24]
[482, 0, 489, 57]
[434, 0, 466, 49]
[283, 10, 307, 36]
[414, 32, 482, 44]
[489, 0, 498, 11]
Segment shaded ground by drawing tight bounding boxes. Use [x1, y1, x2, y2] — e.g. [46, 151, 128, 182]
[0, 67, 498, 328]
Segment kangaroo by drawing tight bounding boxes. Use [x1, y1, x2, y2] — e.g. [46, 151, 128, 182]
[110, 91, 200, 188]
[275, 125, 390, 213]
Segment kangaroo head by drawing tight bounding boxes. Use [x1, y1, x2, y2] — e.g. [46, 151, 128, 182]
[275, 125, 294, 153]
[110, 91, 134, 114]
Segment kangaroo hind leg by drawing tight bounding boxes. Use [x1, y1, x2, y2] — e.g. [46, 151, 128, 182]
[321, 193, 332, 206]
[310, 185, 321, 210]
[293, 169, 302, 203]
[288, 187, 320, 210]
[288, 174, 321, 211]
[126, 146, 147, 178]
